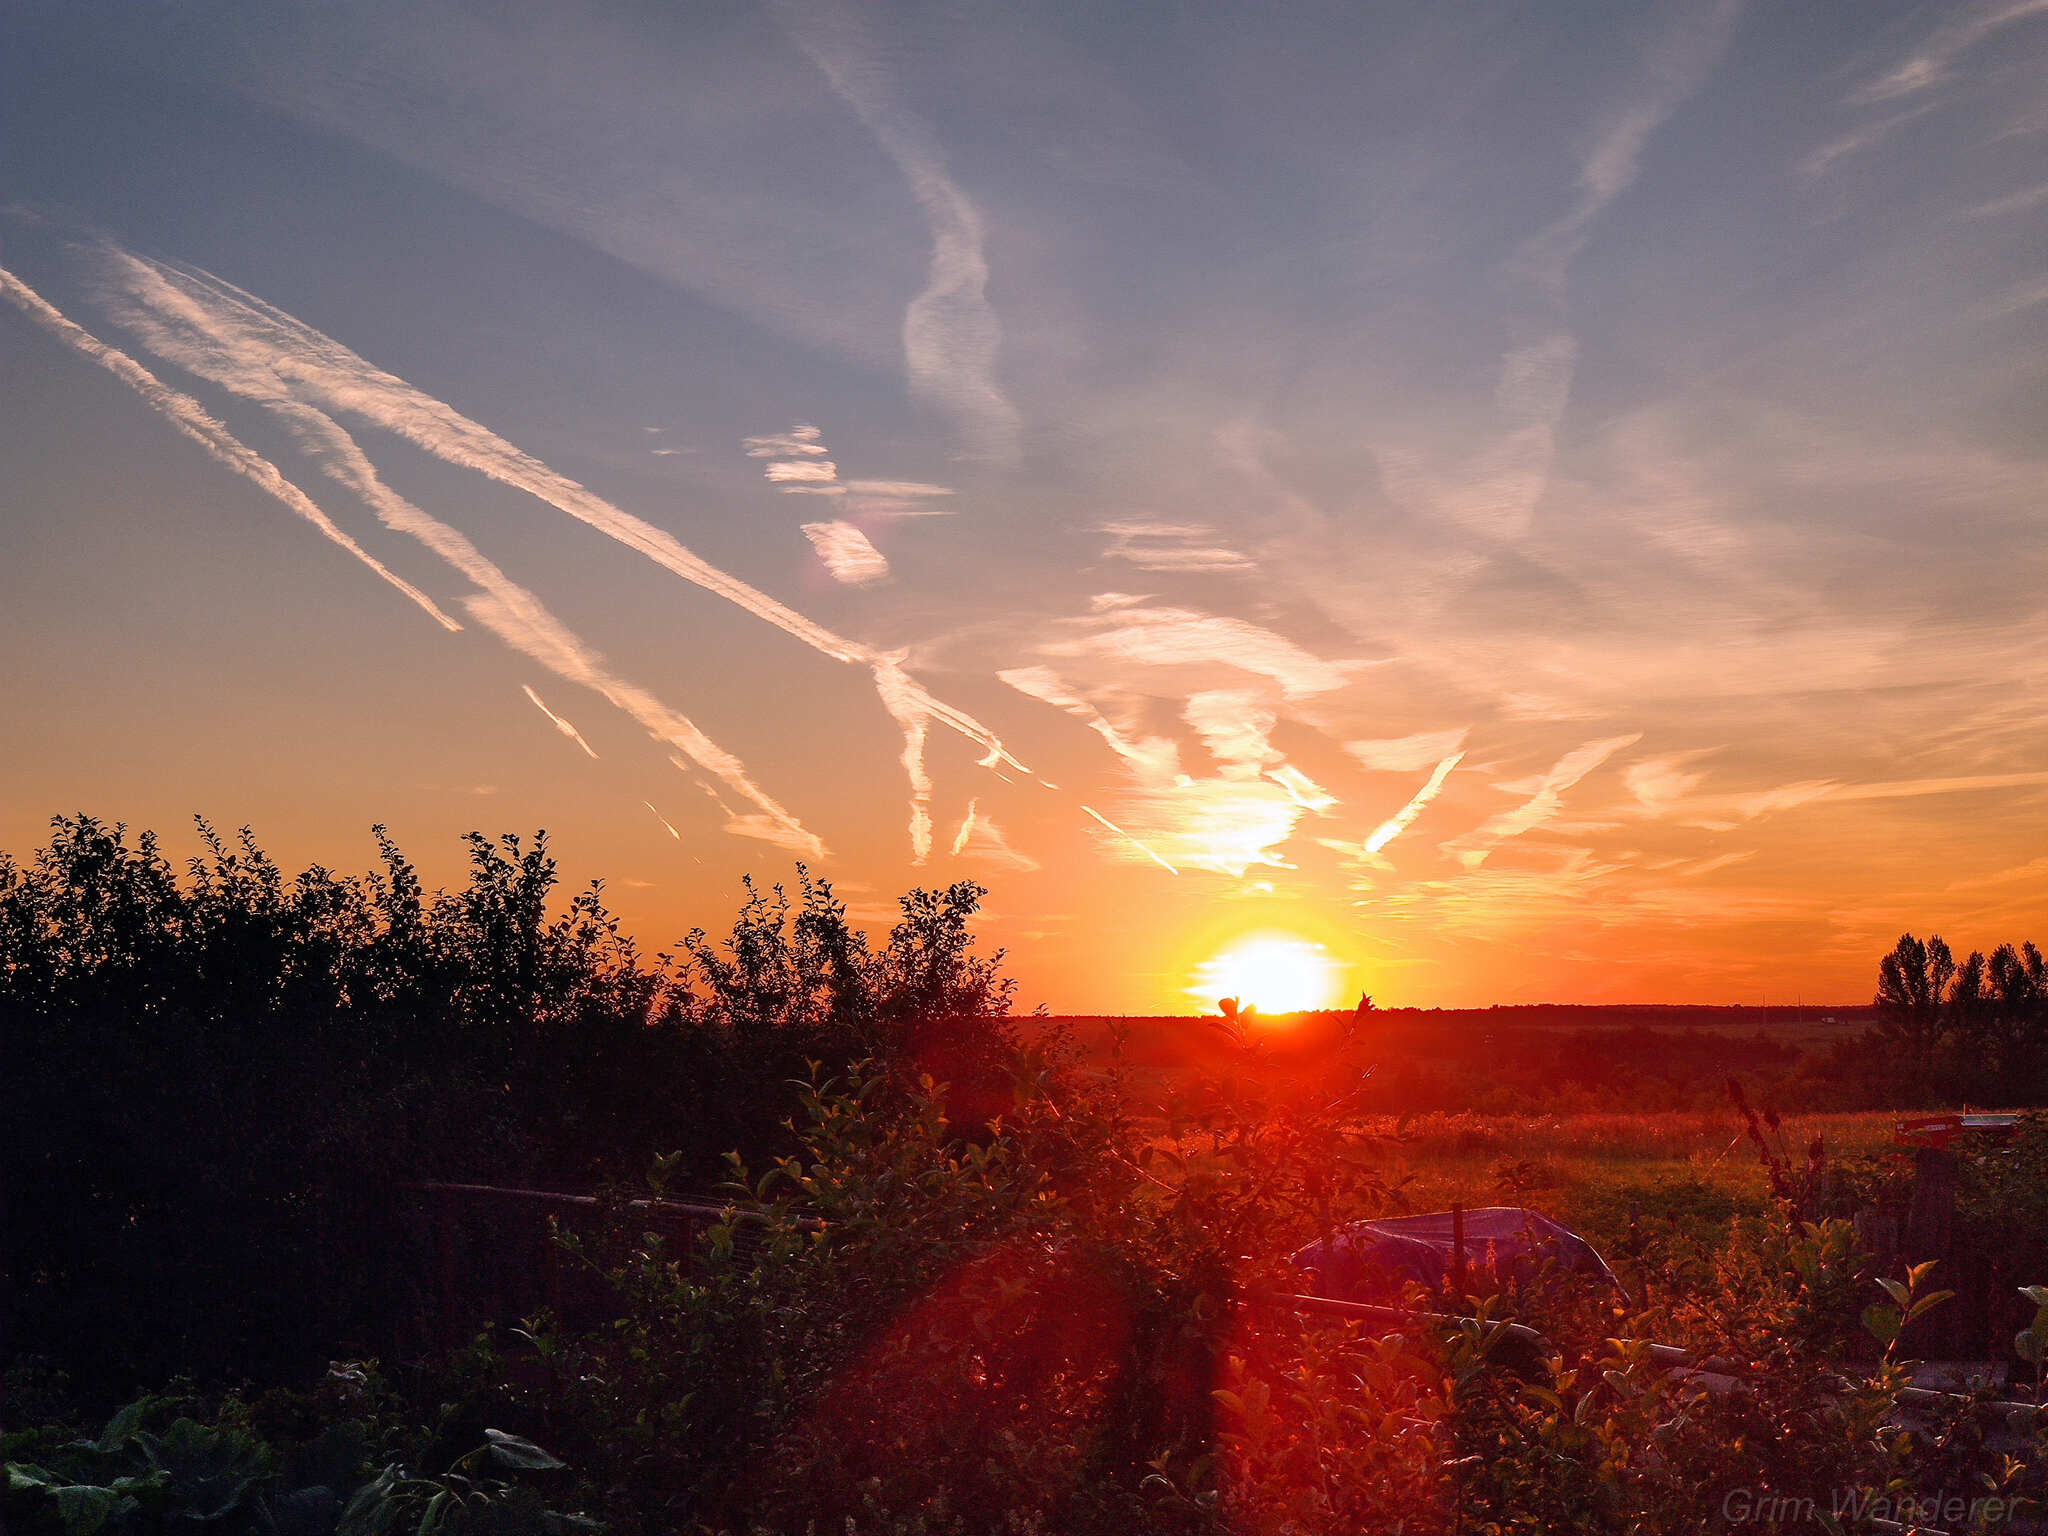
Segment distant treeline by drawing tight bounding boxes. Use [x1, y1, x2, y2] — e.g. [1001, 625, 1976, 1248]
[1044, 964, 2041, 1114]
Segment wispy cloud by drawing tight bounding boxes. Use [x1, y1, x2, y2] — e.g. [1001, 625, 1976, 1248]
[1624, 752, 1711, 814]
[802, 520, 889, 584]
[1852, 0, 2048, 104]
[1442, 735, 1640, 868]
[1364, 751, 1464, 855]
[1100, 520, 1254, 573]
[644, 801, 682, 840]
[1965, 180, 2048, 219]
[1184, 689, 1280, 778]
[522, 685, 599, 759]
[1346, 728, 1469, 774]
[743, 425, 829, 457]
[775, 0, 1021, 463]
[0, 264, 461, 633]
[1402, 0, 1745, 542]
[846, 478, 953, 499]
[1268, 765, 1338, 813]
[998, 666, 1182, 784]
[1794, 106, 1935, 180]
[1046, 597, 1355, 699]
[948, 799, 1039, 872]
[766, 459, 840, 484]
[1080, 804, 1178, 875]
[1107, 777, 1319, 878]
[1644, 769, 2048, 828]
[101, 250, 1029, 858]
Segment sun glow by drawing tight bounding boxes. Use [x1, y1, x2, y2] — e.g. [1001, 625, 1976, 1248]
[1189, 934, 1346, 1015]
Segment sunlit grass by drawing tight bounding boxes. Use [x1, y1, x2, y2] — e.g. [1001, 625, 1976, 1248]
[1350, 1108, 1905, 1251]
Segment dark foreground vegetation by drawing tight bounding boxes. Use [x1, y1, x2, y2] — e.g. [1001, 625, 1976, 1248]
[6, 815, 2048, 1534]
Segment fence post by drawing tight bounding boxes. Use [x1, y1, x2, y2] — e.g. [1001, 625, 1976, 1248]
[1451, 1203, 1467, 1300]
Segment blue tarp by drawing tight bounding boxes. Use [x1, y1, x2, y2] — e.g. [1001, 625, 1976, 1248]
[1289, 1206, 1621, 1300]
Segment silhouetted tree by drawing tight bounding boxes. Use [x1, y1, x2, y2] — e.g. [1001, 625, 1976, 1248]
[2, 814, 1027, 1407]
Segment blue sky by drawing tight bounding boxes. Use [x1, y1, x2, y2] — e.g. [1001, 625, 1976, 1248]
[4, 1, 2047, 1009]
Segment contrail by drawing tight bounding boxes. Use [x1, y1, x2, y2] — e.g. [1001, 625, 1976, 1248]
[950, 799, 978, 857]
[1364, 752, 1464, 854]
[92, 250, 822, 856]
[773, 0, 1022, 464]
[522, 684, 599, 759]
[106, 251, 1026, 855]
[1081, 804, 1179, 876]
[0, 264, 460, 632]
[643, 801, 682, 840]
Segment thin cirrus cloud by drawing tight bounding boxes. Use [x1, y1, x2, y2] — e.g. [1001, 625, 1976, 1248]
[1100, 520, 1254, 573]
[772, 0, 1021, 464]
[1044, 596, 1356, 700]
[1079, 804, 1178, 876]
[89, 246, 824, 855]
[93, 249, 1031, 862]
[948, 799, 1039, 872]
[745, 426, 960, 515]
[1851, 0, 2048, 105]
[1345, 728, 1470, 774]
[997, 666, 1183, 785]
[743, 425, 830, 458]
[1109, 777, 1316, 878]
[521, 685, 600, 760]
[1364, 752, 1465, 856]
[0, 264, 461, 634]
[1184, 689, 1282, 778]
[802, 521, 890, 585]
[1441, 735, 1641, 869]
[1389, 0, 1746, 545]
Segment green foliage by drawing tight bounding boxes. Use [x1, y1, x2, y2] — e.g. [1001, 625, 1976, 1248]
[2, 1393, 593, 1536]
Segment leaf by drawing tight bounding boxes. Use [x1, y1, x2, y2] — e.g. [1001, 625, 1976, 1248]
[338, 1465, 405, 1536]
[1875, 1277, 1910, 1310]
[2020, 1285, 2048, 1309]
[54, 1484, 133, 1536]
[1862, 1304, 1900, 1346]
[96, 1399, 152, 1456]
[144, 1417, 271, 1521]
[1904, 1289, 1955, 1325]
[2019, 1328, 2046, 1366]
[482, 1431, 564, 1472]
[541, 1514, 605, 1534]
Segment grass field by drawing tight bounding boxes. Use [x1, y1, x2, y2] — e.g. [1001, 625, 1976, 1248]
[1352, 1108, 1904, 1249]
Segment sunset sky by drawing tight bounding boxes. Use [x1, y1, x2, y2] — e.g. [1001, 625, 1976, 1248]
[5, 2, 2047, 1012]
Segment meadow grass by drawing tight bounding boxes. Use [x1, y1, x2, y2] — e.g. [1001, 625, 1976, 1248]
[1346, 1108, 1905, 1253]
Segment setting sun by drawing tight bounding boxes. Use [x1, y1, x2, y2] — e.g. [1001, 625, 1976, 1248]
[1189, 934, 1347, 1016]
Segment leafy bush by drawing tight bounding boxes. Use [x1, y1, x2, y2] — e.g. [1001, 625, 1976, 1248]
[3, 1391, 592, 1536]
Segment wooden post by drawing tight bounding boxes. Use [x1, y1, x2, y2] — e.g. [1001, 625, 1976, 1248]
[1451, 1203, 1467, 1300]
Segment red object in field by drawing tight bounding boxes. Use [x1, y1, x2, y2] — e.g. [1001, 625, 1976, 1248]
[1893, 1113, 2020, 1150]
